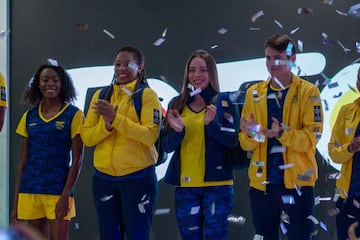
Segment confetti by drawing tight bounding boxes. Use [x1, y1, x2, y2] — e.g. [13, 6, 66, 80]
[210, 43, 219, 49]
[297, 8, 314, 14]
[253, 133, 265, 142]
[297, 168, 315, 181]
[280, 211, 290, 223]
[47, 58, 59, 66]
[138, 199, 150, 213]
[103, 29, 115, 39]
[211, 202, 216, 215]
[227, 214, 246, 224]
[249, 27, 261, 31]
[220, 127, 236, 132]
[251, 10, 264, 22]
[320, 221, 328, 231]
[121, 87, 134, 96]
[190, 206, 200, 215]
[356, 42, 360, 53]
[153, 38, 166, 46]
[280, 123, 290, 131]
[285, 43, 294, 56]
[228, 90, 242, 103]
[128, 62, 139, 71]
[295, 184, 302, 196]
[188, 226, 200, 231]
[279, 163, 295, 170]
[159, 75, 167, 82]
[100, 195, 113, 201]
[335, 10, 348, 16]
[273, 76, 285, 89]
[337, 40, 351, 53]
[274, 60, 288, 66]
[353, 199, 360, 208]
[280, 222, 287, 234]
[328, 172, 341, 180]
[297, 40, 304, 52]
[218, 28, 227, 35]
[161, 28, 168, 38]
[290, 27, 300, 35]
[281, 195, 295, 204]
[348, 3, 360, 18]
[190, 87, 202, 97]
[274, 20, 283, 28]
[270, 146, 286, 154]
[307, 215, 319, 224]
[154, 208, 171, 215]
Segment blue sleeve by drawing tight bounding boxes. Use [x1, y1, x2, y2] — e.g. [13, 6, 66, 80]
[205, 92, 240, 148]
[161, 128, 185, 153]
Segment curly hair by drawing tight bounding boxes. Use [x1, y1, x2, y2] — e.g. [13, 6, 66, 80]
[21, 64, 77, 106]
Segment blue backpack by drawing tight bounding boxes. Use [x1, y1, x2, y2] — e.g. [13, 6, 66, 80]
[98, 83, 168, 166]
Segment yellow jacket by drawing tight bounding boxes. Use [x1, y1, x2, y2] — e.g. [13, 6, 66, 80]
[328, 97, 360, 198]
[81, 80, 161, 176]
[239, 74, 323, 191]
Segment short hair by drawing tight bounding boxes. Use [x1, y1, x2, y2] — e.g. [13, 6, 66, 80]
[264, 34, 296, 56]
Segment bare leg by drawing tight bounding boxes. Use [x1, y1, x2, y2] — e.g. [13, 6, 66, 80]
[49, 219, 70, 240]
[28, 218, 50, 239]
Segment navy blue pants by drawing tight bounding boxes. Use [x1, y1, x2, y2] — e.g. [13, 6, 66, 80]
[249, 185, 315, 240]
[92, 167, 158, 240]
[175, 185, 234, 240]
[336, 197, 360, 240]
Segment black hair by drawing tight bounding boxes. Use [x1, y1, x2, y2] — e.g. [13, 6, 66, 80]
[20, 64, 76, 106]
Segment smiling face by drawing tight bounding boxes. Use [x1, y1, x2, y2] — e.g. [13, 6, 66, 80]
[187, 56, 210, 90]
[114, 51, 143, 84]
[39, 68, 61, 100]
[265, 47, 295, 81]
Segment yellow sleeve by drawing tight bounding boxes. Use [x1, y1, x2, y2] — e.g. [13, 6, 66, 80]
[71, 110, 84, 139]
[239, 87, 260, 151]
[279, 84, 323, 152]
[328, 104, 354, 163]
[16, 112, 28, 137]
[111, 88, 161, 147]
[81, 89, 113, 147]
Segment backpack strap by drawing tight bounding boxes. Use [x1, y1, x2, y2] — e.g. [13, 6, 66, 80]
[133, 83, 149, 121]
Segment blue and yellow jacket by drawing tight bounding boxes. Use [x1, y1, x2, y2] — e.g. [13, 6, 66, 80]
[162, 92, 239, 186]
[81, 80, 161, 176]
[328, 97, 360, 198]
[239, 74, 323, 191]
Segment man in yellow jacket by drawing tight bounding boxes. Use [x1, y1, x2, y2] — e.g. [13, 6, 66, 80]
[239, 34, 323, 240]
[328, 66, 360, 240]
